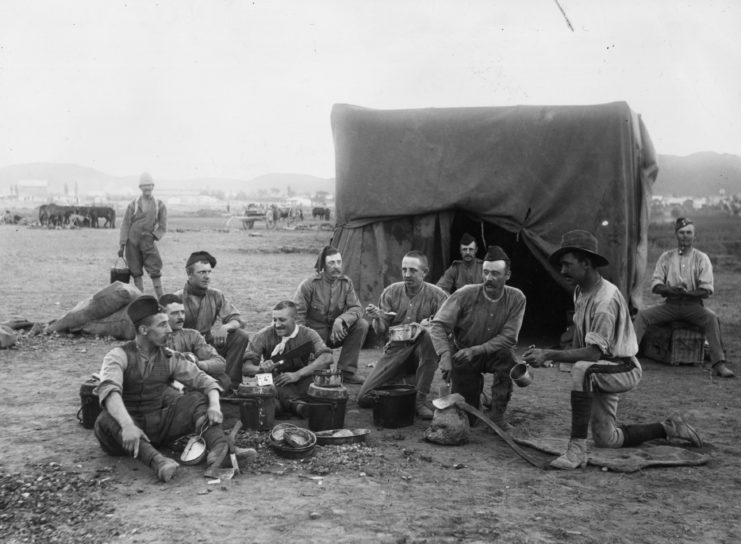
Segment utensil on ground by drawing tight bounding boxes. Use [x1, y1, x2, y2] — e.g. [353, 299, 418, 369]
[432, 393, 546, 469]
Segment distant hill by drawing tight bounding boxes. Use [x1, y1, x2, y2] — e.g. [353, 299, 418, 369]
[0, 163, 333, 197]
[655, 152, 741, 197]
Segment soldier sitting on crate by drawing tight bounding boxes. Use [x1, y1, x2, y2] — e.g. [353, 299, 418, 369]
[242, 301, 333, 418]
[175, 251, 251, 390]
[633, 217, 734, 378]
[159, 293, 232, 391]
[93, 296, 229, 482]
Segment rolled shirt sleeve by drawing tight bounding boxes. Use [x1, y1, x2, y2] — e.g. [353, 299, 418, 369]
[95, 347, 128, 406]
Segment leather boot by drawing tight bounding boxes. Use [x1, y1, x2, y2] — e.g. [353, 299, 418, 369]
[488, 407, 512, 433]
[415, 394, 434, 420]
[550, 438, 588, 470]
[202, 425, 229, 478]
[138, 441, 179, 482]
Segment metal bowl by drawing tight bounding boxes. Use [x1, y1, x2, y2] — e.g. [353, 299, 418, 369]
[180, 435, 207, 465]
[314, 428, 371, 446]
[269, 424, 317, 459]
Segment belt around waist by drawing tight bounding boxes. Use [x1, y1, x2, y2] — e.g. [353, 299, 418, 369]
[602, 355, 638, 367]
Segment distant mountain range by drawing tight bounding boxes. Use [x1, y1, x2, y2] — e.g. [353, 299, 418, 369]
[2, 152, 741, 198]
[0, 163, 334, 197]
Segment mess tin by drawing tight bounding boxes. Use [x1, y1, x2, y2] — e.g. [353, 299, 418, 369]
[510, 362, 534, 387]
[388, 323, 419, 342]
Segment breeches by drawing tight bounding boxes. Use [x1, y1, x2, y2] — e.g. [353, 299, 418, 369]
[571, 359, 643, 448]
[633, 302, 725, 363]
[125, 235, 162, 278]
[94, 391, 209, 454]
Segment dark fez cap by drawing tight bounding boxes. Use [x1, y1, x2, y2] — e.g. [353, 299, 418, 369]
[459, 233, 476, 245]
[186, 250, 217, 269]
[127, 295, 161, 325]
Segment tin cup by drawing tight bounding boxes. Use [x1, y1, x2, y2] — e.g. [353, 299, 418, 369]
[510, 362, 533, 388]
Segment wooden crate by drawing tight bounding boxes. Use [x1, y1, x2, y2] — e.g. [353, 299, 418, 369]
[640, 322, 704, 366]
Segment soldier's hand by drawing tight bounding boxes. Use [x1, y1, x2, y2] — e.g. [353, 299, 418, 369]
[211, 324, 228, 347]
[259, 359, 276, 373]
[524, 348, 549, 367]
[121, 424, 149, 458]
[365, 304, 384, 319]
[330, 318, 348, 344]
[206, 407, 223, 426]
[274, 371, 300, 386]
[452, 347, 475, 365]
[117, 246, 124, 258]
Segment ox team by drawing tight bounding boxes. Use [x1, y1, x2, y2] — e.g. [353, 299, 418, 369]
[94, 199, 730, 479]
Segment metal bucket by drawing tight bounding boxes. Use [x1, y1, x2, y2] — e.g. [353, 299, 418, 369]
[237, 384, 277, 431]
[371, 384, 417, 429]
[110, 257, 131, 284]
[307, 398, 348, 432]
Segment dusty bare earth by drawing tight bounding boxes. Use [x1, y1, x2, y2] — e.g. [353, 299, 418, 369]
[1, 215, 740, 544]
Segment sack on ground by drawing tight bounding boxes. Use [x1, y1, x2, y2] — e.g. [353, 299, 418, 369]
[81, 306, 136, 340]
[0, 324, 17, 348]
[424, 405, 470, 446]
[48, 282, 140, 332]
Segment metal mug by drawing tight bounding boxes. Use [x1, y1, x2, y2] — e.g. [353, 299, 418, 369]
[510, 362, 533, 387]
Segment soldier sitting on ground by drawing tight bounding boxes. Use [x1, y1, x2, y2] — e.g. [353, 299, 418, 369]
[93, 296, 228, 482]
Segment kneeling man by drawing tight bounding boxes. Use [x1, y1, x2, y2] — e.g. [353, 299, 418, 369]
[243, 301, 333, 417]
[94, 296, 227, 482]
[524, 230, 703, 470]
[358, 251, 448, 419]
[430, 246, 525, 430]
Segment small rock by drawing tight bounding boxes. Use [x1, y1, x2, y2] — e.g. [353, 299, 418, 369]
[309, 511, 321, 520]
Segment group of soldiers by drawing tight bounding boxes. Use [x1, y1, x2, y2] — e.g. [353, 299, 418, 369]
[96, 173, 729, 481]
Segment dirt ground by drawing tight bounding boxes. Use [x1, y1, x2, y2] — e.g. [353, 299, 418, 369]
[1, 216, 740, 544]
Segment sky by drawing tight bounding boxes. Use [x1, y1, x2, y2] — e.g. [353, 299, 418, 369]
[0, 0, 739, 180]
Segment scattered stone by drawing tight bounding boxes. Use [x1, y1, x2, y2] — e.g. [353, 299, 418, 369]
[309, 511, 321, 519]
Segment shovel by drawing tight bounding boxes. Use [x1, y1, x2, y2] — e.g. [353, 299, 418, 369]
[432, 393, 546, 469]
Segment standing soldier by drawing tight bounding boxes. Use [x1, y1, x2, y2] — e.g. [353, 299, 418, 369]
[119, 172, 167, 298]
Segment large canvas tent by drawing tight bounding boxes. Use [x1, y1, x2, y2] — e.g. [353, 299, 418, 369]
[330, 102, 658, 336]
